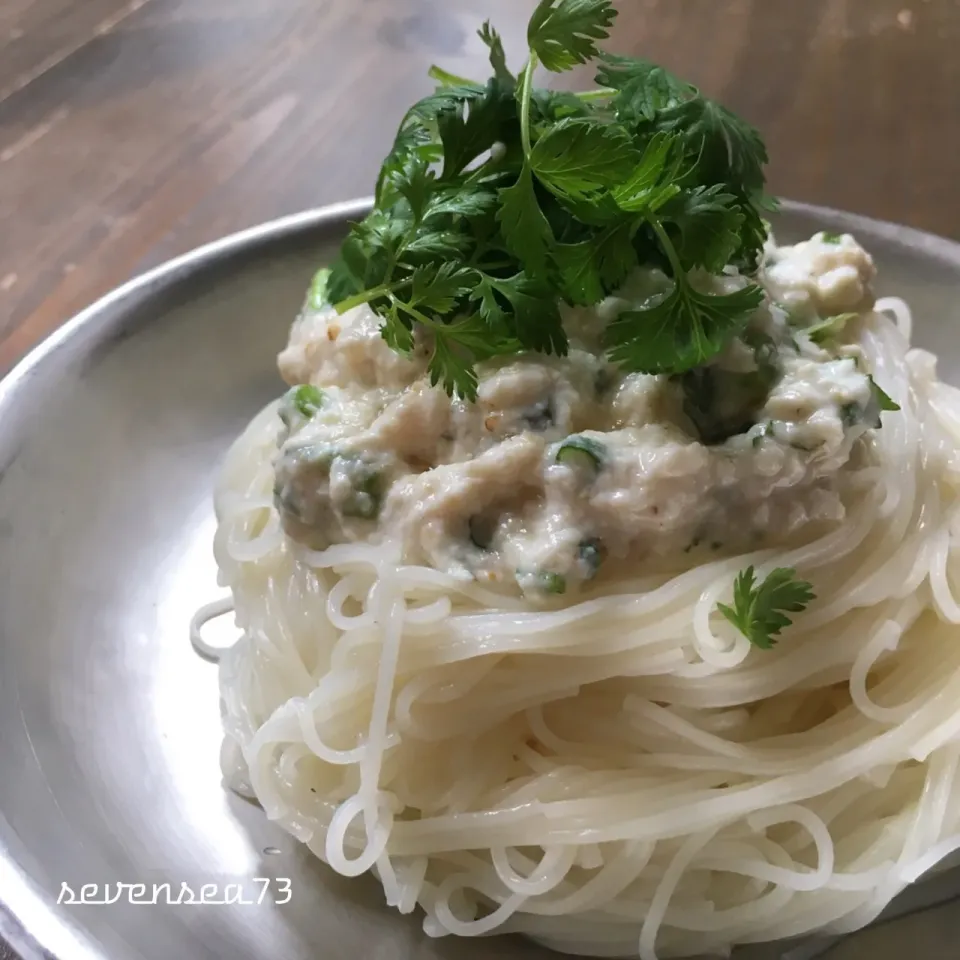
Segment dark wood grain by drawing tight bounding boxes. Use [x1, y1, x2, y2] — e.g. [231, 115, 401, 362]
[0, 0, 957, 369]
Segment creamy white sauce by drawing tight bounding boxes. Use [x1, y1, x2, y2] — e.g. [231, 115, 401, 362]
[763, 230, 876, 319]
[272, 234, 886, 597]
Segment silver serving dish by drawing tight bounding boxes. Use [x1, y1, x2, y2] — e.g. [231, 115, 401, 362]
[1, 200, 960, 960]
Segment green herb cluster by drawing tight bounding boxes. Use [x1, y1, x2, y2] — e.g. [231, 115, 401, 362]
[718, 566, 816, 649]
[326, 0, 774, 399]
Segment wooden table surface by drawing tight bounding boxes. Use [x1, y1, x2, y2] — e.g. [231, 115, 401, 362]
[0, 0, 958, 372]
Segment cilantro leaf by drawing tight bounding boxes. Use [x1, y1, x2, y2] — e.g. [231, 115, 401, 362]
[594, 54, 694, 124]
[407, 262, 477, 314]
[717, 566, 816, 650]
[471, 275, 512, 331]
[425, 189, 500, 220]
[326, 217, 397, 304]
[868, 375, 901, 412]
[528, 0, 617, 72]
[559, 191, 627, 227]
[610, 133, 682, 212]
[381, 305, 416, 355]
[655, 96, 768, 197]
[501, 275, 568, 355]
[428, 314, 521, 400]
[595, 222, 639, 289]
[497, 165, 555, 275]
[852, 373, 901, 429]
[733, 196, 769, 273]
[427, 331, 476, 399]
[405, 84, 485, 126]
[326, 250, 364, 305]
[383, 155, 436, 222]
[327, 4, 775, 398]
[352, 207, 413, 261]
[530, 118, 638, 199]
[437, 80, 516, 180]
[447, 312, 521, 358]
[553, 239, 604, 305]
[475, 273, 568, 355]
[806, 312, 857, 345]
[660, 185, 745, 272]
[605, 282, 763, 374]
[479, 21, 515, 85]
[375, 123, 438, 207]
[401, 230, 473, 261]
[554, 222, 639, 303]
[530, 88, 591, 124]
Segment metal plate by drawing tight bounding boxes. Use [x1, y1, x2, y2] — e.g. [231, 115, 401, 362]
[1, 200, 960, 960]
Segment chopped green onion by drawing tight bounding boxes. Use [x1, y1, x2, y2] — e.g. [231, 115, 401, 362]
[538, 572, 567, 595]
[516, 569, 567, 595]
[556, 435, 606, 472]
[577, 537, 605, 579]
[293, 385, 325, 417]
[340, 463, 384, 520]
[280, 384, 325, 428]
[468, 514, 496, 550]
[840, 403, 861, 428]
[821, 231, 843, 244]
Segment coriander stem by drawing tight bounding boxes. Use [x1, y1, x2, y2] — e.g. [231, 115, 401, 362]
[649, 218, 686, 283]
[463, 156, 512, 185]
[428, 65, 476, 88]
[472, 258, 515, 272]
[519, 54, 538, 160]
[575, 88, 614, 101]
[392, 297, 437, 330]
[334, 282, 402, 314]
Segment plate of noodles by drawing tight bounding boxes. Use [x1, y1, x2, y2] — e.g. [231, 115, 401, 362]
[3, 4, 960, 960]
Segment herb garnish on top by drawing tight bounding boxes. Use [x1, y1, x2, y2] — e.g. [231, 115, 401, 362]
[325, 0, 775, 400]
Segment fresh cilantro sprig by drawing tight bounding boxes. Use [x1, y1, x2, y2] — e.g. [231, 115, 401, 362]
[717, 566, 816, 650]
[326, 0, 773, 398]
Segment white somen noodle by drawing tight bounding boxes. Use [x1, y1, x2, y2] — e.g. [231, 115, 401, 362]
[200, 298, 960, 958]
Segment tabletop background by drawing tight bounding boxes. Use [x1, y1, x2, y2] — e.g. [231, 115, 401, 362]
[1, 0, 958, 371]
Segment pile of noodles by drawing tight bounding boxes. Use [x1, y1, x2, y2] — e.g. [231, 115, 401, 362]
[195, 298, 960, 959]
